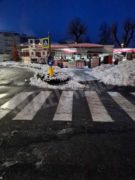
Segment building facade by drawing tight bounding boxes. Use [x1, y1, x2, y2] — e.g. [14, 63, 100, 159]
[0, 32, 20, 55]
[20, 39, 114, 67]
[0, 32, 36, 61]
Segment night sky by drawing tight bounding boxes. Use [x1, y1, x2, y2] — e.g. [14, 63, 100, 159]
[0, 0, 135, 42]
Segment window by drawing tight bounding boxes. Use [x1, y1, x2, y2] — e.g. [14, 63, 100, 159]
[30, 40, 33, 44]
[31, 51, 34, 56]
[36, 52, 41, 57]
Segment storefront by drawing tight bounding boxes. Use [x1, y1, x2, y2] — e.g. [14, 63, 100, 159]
[113, 48, 135, 61]
[20, 41, 113, 68]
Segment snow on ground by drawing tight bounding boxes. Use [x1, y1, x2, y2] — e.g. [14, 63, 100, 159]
[1, 60, 134, 87]
[29, 66, 85, 90]
[0, 61, 85, 89]
[62, 68, 96, 82]
[88, 60, 135, 86]
[30, 75, 85, 90]
[0, 61, 22, 67]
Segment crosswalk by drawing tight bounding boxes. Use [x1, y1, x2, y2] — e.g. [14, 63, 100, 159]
[108, 92, 135, 121]
[85, 91, 113, 122]
[53, 91, 73, 121]
[13, 91, 51, 120]
[131, 92, 135, 96]
[0, 94, 8, 99]
[0, 92, 33, 119]
[0, 90, 135, 123]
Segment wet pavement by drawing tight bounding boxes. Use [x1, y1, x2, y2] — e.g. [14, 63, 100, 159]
[0, 67, 34, 86]
[0, 66, 135, 179]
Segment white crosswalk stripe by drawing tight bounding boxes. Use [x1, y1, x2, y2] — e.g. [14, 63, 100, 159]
[53, 91, 73, 121]
[13, 91, 51, 120]
[0, 109, 11, 119]
[85, 91, 114, 122]
[0, 91, 134, 122]
[108, 92, 135, 121]
[0, 92, 33, 119]
[0, 94, 8, 99]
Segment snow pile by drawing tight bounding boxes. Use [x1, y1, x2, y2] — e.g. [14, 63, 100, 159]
[90, 60, 135, 86]
[20, 63, 85, 89]
[30, 66, 85, 90]
[0, 61, 85, 89]
[30, 75, 85, 90]
[1, 60, 134, 87]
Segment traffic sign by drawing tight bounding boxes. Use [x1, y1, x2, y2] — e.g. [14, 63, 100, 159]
[41, 37, 50, 48]
[47, 55, 54, 66]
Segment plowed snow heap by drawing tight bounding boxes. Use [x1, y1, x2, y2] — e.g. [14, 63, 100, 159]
[91, 60, 135, 86]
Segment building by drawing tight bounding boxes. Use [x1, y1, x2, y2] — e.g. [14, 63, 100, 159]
[0, 32, 20, 54]
[20, 34, 36, 44]
[20, 39, 114, 67]
[113, 48, 135, 61]
[0, 32, 20, 61]
[20, 39, 48, 64]
[0, 32, 36, 61]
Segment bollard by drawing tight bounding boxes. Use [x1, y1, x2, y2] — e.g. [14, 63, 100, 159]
[48, 66, 54, 77]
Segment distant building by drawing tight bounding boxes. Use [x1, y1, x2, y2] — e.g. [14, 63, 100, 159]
[0, 32, 36, 61]
[20, 34, 36, 44]
[0, 32, 20, 55]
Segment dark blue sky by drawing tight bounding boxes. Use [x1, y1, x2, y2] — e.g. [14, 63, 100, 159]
[0, 0, 135, 42]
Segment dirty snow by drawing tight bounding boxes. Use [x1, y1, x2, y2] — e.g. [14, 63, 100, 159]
[1, 60, 134, 87]
[30, 75, 85, 90]
[62, 68, 96, 82]
[27, 64, 85, 90]
[88, 60, 135, 86]
[0, 61, 85, 89]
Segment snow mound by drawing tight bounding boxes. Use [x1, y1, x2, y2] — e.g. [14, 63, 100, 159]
[91, 60, 135, 86]
[30, 75, 85, 90]
[28, 64, 85, 90]
[0, 61, 85, 89]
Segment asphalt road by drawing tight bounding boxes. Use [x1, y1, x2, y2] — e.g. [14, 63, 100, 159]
[0, 67, 34, 86]
[0, 66, 135, 180]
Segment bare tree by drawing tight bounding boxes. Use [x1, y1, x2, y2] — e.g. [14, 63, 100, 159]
[68, 18, 87, 43]
[99, 23, 113, 44]
[111, 19, 135, 47]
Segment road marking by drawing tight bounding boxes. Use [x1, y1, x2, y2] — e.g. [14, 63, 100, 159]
[13, 91, 51, 120]
[1, 92, 33, 110]
[53, 91, 73, 121]
[0, 94, 8, 99]
[0, 109, 11, 119]
[131, 92, 135, 96]
[108, 92, 135, 121]
[0, 92, 33, 119]
[85, 91, 113, 122]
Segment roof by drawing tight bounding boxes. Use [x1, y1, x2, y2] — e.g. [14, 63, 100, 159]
[51, 43, 104, 49]
[113, 48, 135, 53]
[0, 31, 20, 36]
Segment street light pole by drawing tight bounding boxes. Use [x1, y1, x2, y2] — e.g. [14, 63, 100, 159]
[48, 32, 51, 55]
[47, 32, 54, 77]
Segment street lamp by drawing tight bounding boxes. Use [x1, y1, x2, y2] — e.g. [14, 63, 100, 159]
[121, 42, 124, 48]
